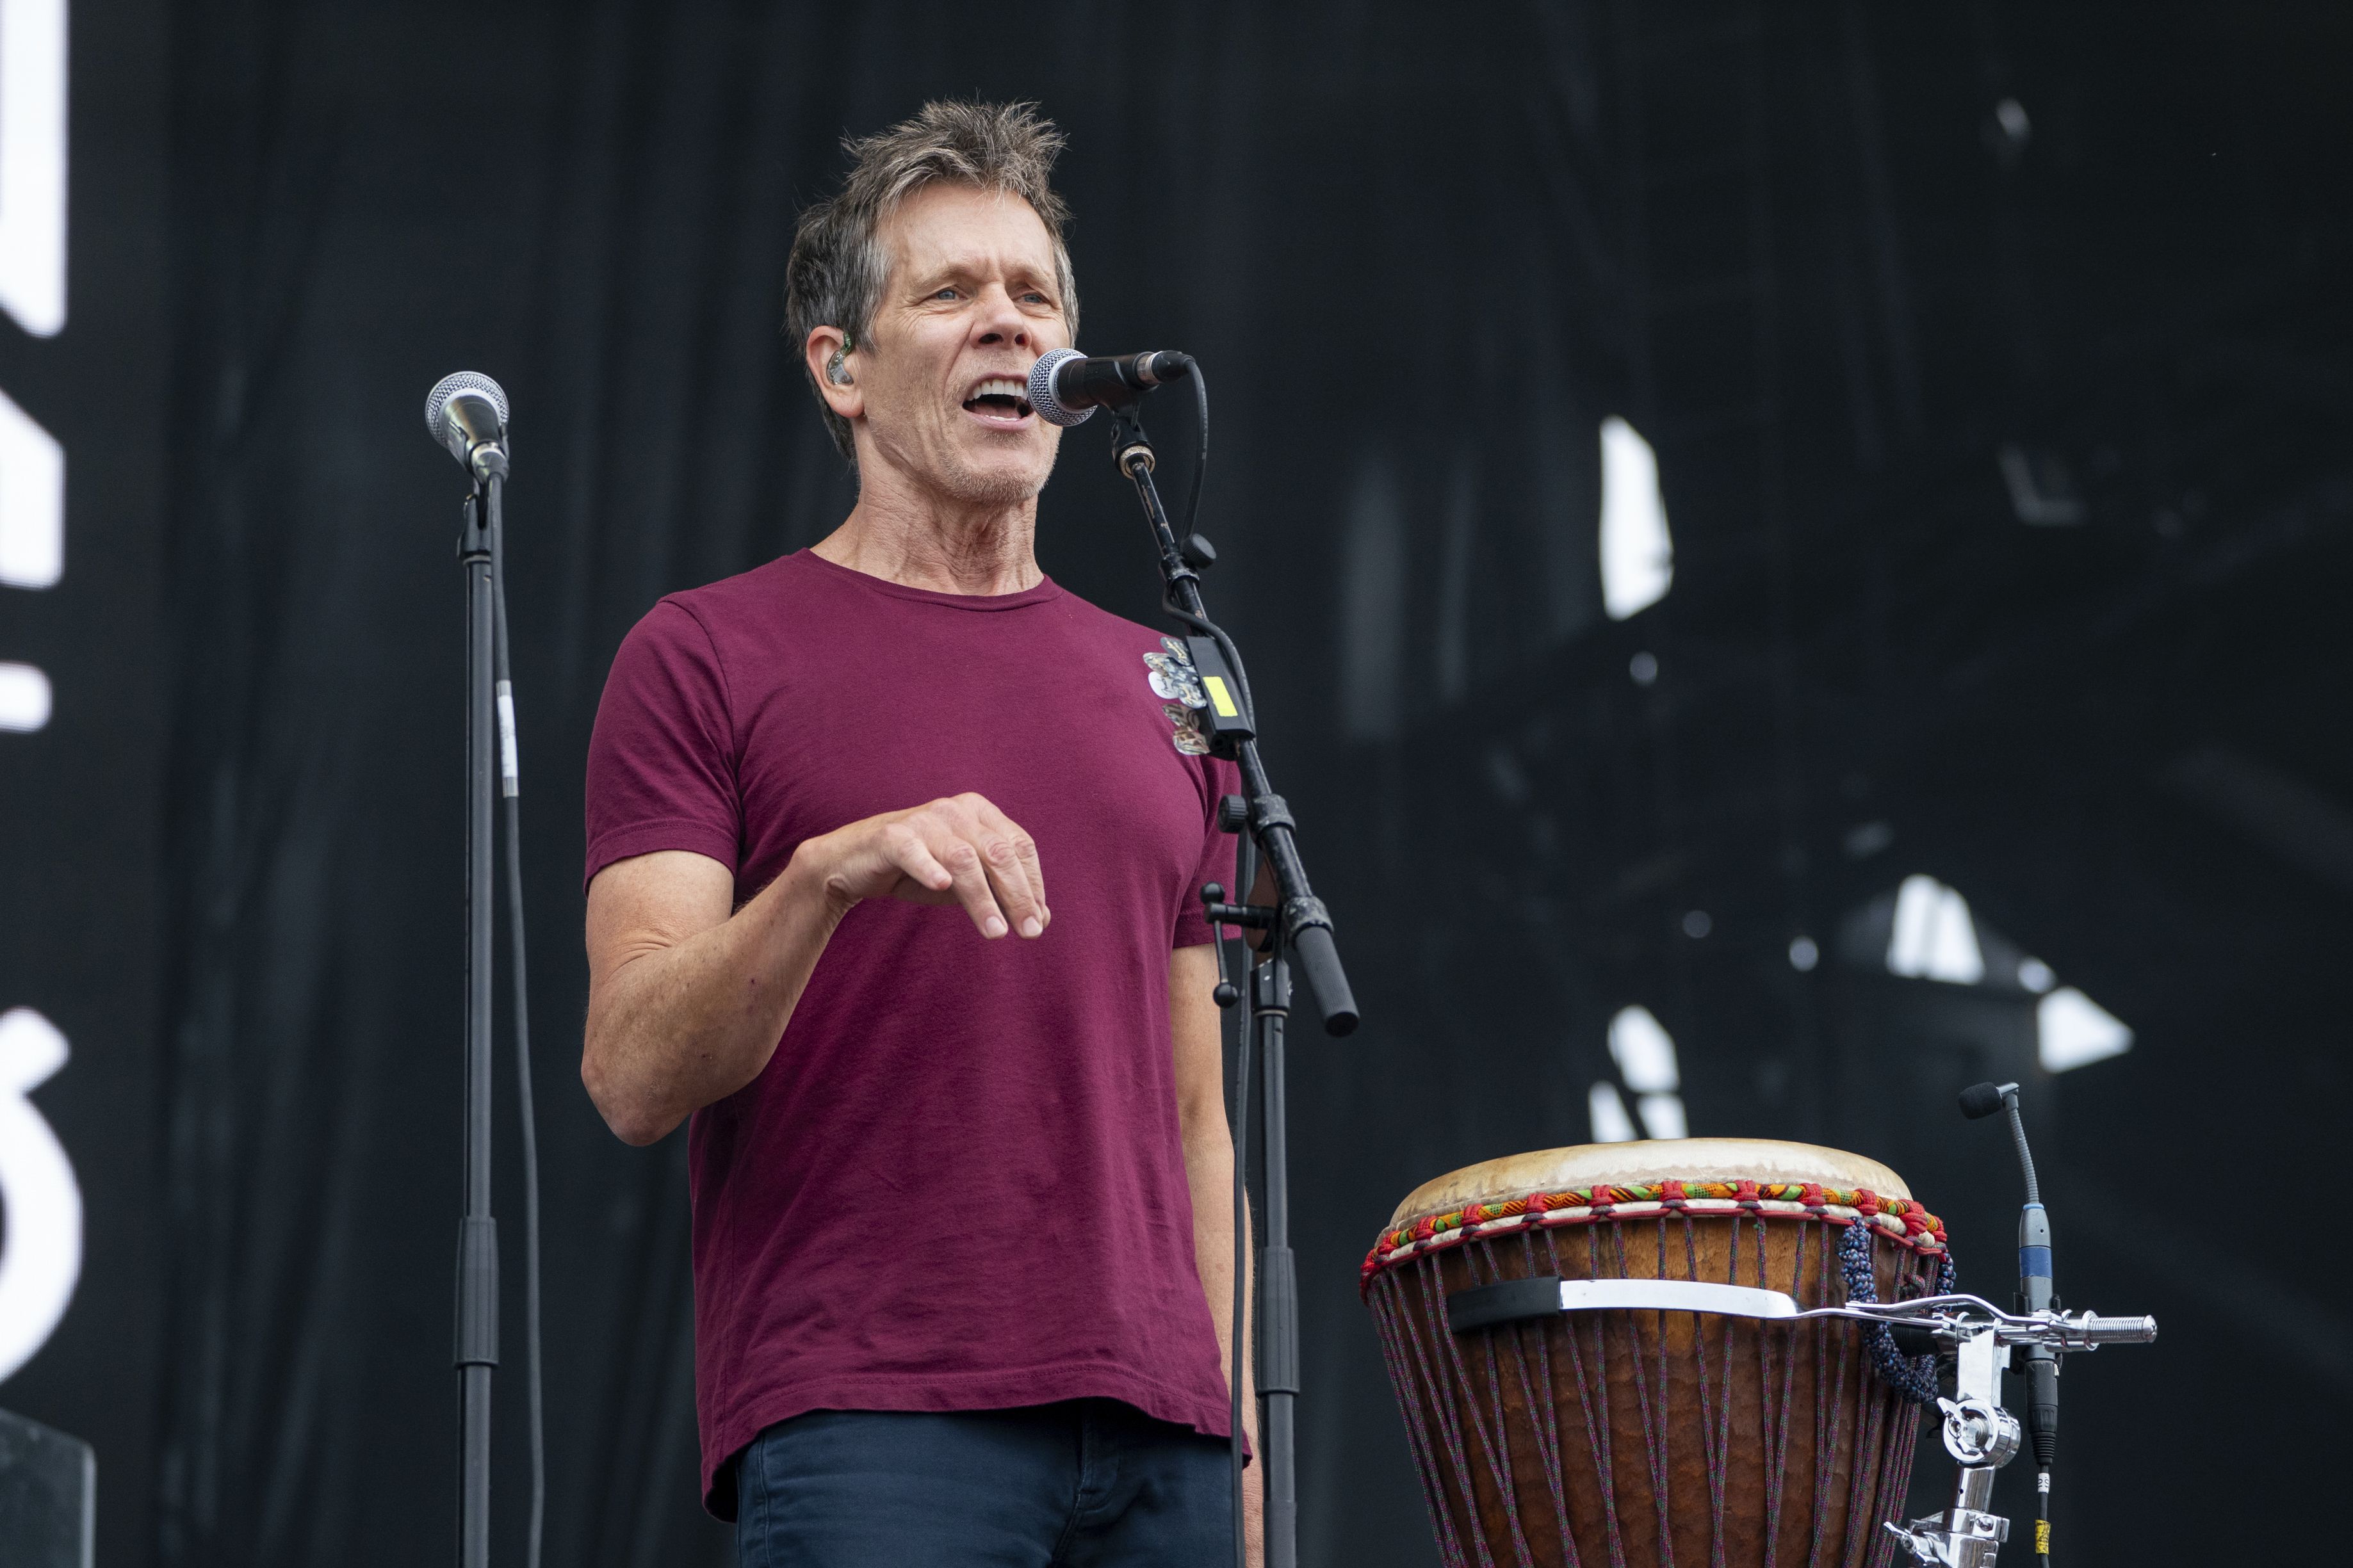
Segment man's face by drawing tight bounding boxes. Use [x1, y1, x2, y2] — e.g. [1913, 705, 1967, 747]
[850, 182, 1071, 508]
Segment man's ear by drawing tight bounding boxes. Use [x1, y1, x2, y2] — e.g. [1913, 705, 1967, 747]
[806, 326, 862, 420]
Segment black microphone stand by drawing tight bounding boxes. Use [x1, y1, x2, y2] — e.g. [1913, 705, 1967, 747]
[454, 469, 507, 1568]
[1100, 400, 1358, 1568]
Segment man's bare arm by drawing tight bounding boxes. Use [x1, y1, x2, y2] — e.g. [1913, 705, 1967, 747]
[1173, 942, 1263, 1567]
[583, 793, 1050, 1145]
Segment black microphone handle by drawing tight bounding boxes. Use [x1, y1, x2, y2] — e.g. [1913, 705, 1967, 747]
[2021, 1197, 2059, 1472]
[1056, 355, 1139, 412]
[1054, 351, 1191, 405]
[1290, 925, 1358, 1037]
[2006, 1092, 2059, 1480]
[1129, 350, 1194, 385]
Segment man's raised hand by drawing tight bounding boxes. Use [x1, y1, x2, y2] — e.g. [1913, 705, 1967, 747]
[806, 793, 1050, 940]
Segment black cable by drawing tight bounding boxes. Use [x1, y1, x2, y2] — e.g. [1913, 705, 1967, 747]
[2036, 1469, 2051, 1567]
[1185, 360, 1209, 543]
[489, 515, 546, 1568]
[1228, 828, 1257, 1568]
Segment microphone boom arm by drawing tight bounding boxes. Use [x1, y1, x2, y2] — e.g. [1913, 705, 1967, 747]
[1105, 406, 1358, 1037]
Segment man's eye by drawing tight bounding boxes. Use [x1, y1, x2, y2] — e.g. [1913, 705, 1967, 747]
[934, 287, 959, 300]
[1021, 292, 1050, 305]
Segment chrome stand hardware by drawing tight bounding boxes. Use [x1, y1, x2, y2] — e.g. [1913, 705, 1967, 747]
[1886, 1328, 2018, 1568]
[1442, 1275, 2156, 1567]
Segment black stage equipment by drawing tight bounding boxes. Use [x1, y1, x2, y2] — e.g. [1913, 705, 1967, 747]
[1962, 1080, 2060, 1567]
[1024, 347, 1194, 426]
[422, 372, 546, 1568]
[1078, 348, 1357, 1568]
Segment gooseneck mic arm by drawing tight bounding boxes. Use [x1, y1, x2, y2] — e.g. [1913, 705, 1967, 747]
[1962, 1079, 2059, 1565]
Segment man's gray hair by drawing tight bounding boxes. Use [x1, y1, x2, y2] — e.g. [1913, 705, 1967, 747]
[786, 100, 1080, 462]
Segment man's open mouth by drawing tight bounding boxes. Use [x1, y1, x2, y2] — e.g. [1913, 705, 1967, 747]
[962, 377, 1034, 420]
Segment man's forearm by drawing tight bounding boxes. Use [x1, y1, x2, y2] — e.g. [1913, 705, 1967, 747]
[583, 853, 845, 1144]
[585, 794, 1054, 1147]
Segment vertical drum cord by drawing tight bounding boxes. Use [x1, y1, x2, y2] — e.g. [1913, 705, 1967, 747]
[1228, 828, 1257, 1568]
[2036, 1470, 2051, 1567]
[489, 528, 546, 1568]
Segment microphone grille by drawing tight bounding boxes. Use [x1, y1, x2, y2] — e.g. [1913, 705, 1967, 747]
[425, 371, 510, 438]
[1957, 1081, 2008, 1120]
[1026, 348, 1093, 428]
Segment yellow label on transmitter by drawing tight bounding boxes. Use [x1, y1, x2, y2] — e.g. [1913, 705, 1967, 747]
[1203, 675, 1239, 718]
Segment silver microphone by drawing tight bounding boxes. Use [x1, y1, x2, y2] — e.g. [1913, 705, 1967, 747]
[424, 371, 511, 480]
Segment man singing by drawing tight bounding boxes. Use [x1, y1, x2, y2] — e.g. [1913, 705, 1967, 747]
[581, 101, 1257, 1565]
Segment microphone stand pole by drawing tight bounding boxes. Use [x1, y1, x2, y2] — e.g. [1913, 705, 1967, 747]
[454, 473, 506, 1568]
[1103, 405, 1358, 1568]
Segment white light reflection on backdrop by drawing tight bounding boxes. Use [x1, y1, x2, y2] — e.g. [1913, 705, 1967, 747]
[0, 384, 62, 590]
[1599, 417, 1672, 620]
[1588, 1005, 1688, 1142]
[0, 0, 74, 1387]
[1880, 874, 2133, 1074]
[2037, 987, 2133, 1072]
[1587, 1082, 1638, 1144]
[0, 0, 66, 337]
[0, 1007, 81, 1383]
[1887, 874, 1985, 983]
[0, 660, 50, 730]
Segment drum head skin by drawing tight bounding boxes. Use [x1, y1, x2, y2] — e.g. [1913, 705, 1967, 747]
[1388, 1138, 1911, 1230]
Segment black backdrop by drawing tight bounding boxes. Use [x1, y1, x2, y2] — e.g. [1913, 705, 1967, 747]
[3, 3, 2348, 1565]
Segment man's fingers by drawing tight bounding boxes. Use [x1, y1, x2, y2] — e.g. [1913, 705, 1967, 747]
[865, 796, 1049, 940]
[970, 800, 1050, 937]
[973, 833, 1048, 939]
[883, 828, 957, 897]
[1007, 828, 1049, 933]
[933, 834, 1013, 938]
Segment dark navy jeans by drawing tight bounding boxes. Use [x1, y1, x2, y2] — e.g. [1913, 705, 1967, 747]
[733, 1399, 1234, 1567]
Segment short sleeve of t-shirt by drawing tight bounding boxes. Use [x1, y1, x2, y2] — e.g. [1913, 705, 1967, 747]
[585, 601, 742, 888]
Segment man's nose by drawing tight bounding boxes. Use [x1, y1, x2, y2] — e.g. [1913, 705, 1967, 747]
[973, 286, 1031, 349]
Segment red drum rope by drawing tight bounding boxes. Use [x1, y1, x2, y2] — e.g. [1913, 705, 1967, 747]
[1363, 1183, 1949, 1297]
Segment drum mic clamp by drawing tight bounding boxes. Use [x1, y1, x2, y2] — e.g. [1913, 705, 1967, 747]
[1939, 1394, 2022, 1469]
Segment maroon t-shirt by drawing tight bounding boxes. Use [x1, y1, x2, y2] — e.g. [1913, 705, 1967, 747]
[584, 547, 1240, 1513]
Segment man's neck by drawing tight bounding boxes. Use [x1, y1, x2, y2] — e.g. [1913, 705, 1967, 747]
[811, 472, 1045, 597]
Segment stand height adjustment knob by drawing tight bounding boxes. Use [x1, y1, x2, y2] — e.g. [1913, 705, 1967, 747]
[1217, 795, 1250, 834]
[1200, 884, 1241, 1008]
[1179, 533, 1217, 569]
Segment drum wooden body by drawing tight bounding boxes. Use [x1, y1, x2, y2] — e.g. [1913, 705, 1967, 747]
[1362, 1140, 1952, 1568]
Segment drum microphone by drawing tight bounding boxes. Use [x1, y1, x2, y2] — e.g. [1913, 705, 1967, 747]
[1025, 348, 1194, 426]
[1962, 1079, 2061, 1533]
[425, 371, 512, 481]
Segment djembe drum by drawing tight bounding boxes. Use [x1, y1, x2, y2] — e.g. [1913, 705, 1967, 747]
[1362, 1139, 1953, 1568]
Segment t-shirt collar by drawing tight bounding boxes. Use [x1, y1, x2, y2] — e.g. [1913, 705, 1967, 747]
[795, 546, 1063, 611]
